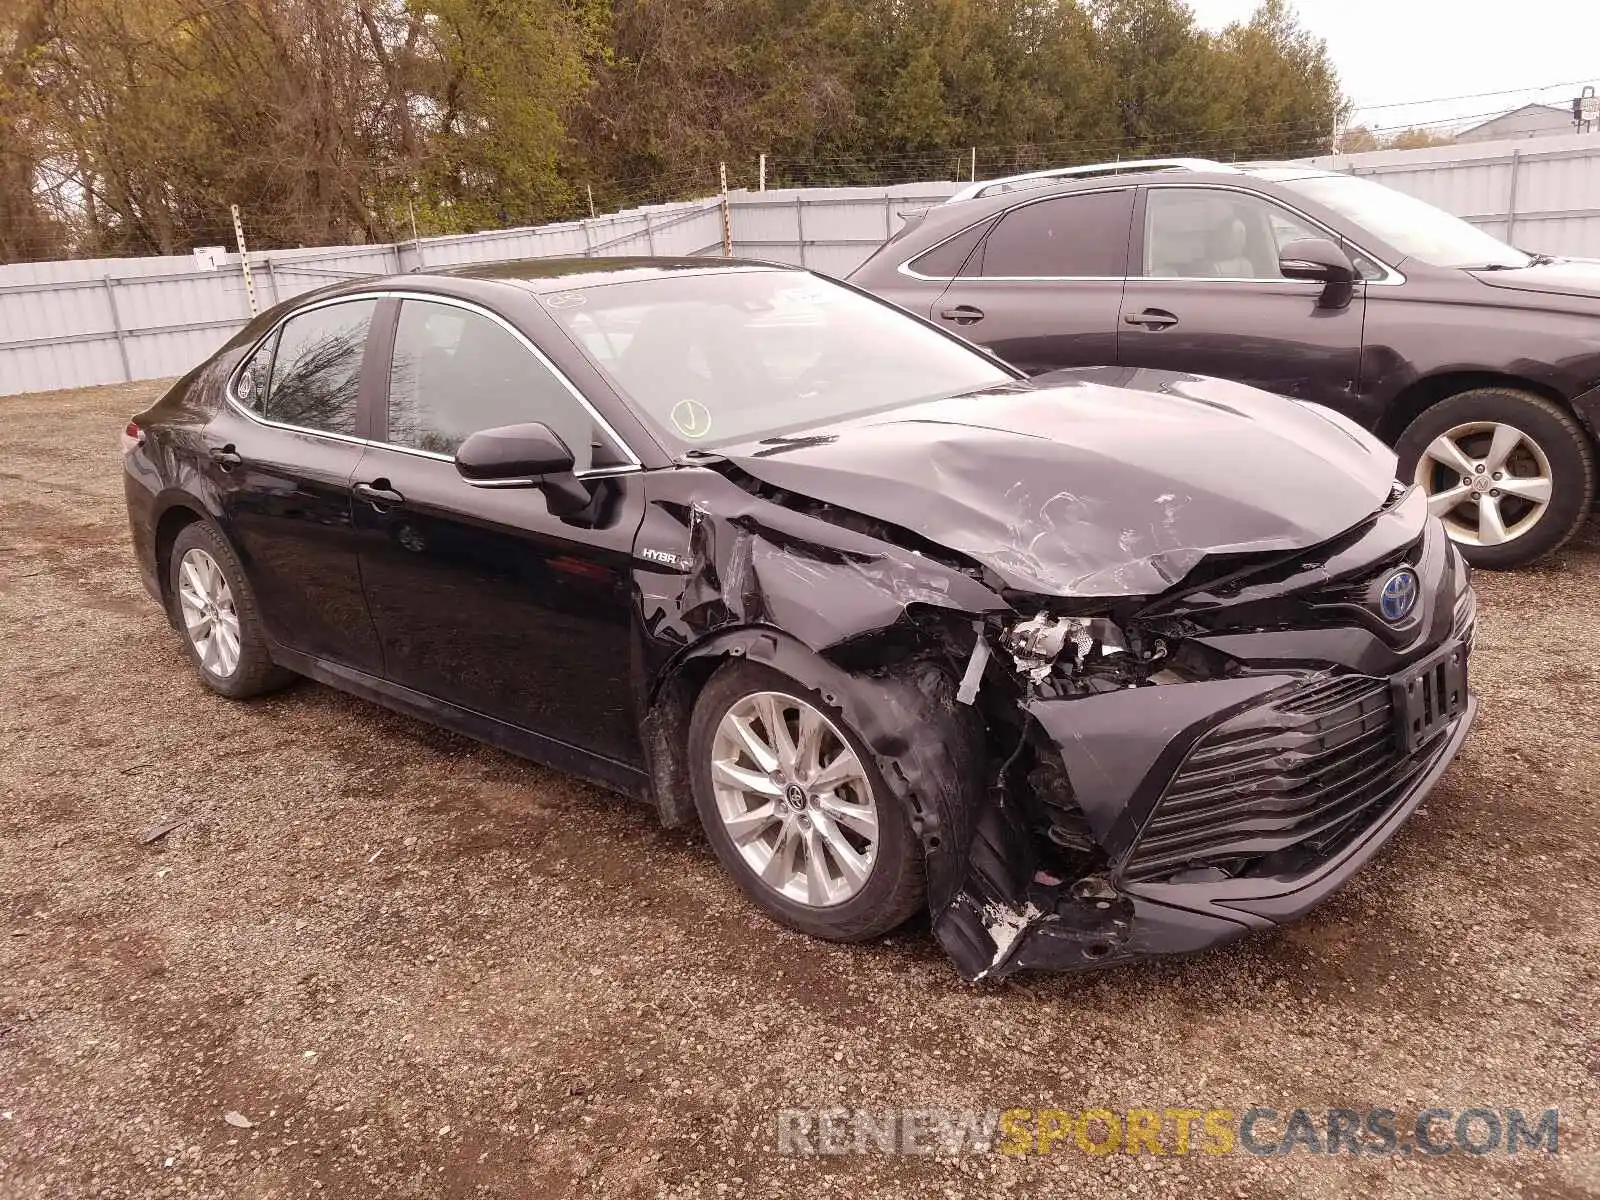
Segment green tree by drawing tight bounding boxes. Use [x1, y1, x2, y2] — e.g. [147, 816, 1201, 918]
[0, 0, 1351, 263]
[1208, 0, 1346, 159]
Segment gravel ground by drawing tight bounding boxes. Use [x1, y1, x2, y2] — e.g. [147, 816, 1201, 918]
[2, 380, 1598, 1199]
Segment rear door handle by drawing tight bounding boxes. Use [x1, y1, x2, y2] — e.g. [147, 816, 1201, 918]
[939, 305, 985, 326]
[354, 480, 405, 509]
[1124, 308, 1179, 330]
[209, 444, 242, 469]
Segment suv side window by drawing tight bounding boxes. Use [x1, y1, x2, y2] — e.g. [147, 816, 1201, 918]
[1144, 188, 1331, 280]
[264, 299, 377, 435]
[907, 218, 994, 278]
[386, 299, 603, 473]
[976, 190, 1133, 278]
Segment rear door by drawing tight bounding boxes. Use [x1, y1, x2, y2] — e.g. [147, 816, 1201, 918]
[205, 297, 384, 672]
[929, 188, 1134, 375]
[1116, 185, 1368, 411]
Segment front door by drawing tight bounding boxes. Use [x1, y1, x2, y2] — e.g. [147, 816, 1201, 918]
[1116, 185, 1367, 411]
[930, 188, 1135, 375]
[206, 297, 383, 672]
[350, 296, 645, 765]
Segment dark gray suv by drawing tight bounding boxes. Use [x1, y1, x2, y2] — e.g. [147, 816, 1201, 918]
[848, 158, 1600, 569]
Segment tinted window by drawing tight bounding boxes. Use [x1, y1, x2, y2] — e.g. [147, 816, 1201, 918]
[265, 300, 376, 435]
[545, 270, 1013, 449]
[1144, 188, 1326, 280]
[978, 191, 1132, 277]
[387, 300, 598, 472]
[908, 219, 992, 278]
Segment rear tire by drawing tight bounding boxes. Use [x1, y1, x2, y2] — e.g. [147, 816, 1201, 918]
[687, 659, 924, 942]
[168, 522, 295, 699]
[1395, 388, 1594, 569]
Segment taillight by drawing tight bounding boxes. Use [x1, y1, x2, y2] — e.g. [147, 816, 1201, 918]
[121, 420, 144, 455]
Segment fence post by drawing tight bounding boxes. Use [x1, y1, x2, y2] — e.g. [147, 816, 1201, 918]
[719, 162, 733, 257]
[1505, 149, 1522, 246]
[643, 211, 657, 255]
[263, 258, 280, 306]
[794, 195, 806, 267]
[231, 203, 259, 317]
[102, 276, 133, 382]
[759, 153, 766, 192]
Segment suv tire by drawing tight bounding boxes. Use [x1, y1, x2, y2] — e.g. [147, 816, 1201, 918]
[1395, 387, 1595, 569]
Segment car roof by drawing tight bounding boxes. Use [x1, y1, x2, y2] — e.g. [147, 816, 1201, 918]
[937, 162, 1344, 216]
[427, 255, 799, 294]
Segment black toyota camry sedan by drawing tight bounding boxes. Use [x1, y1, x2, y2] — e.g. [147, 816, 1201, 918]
[123, 257, 1475, 981]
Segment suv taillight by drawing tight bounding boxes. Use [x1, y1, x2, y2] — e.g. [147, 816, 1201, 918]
[120, 420, 143, 455]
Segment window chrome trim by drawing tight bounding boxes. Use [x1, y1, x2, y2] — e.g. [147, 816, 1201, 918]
[225, 289, 645, 472]
[897, 181, 1406, 286]
[351, 437, 642, 481]
[1138, 182, 1407, 286]
[896, 185, 1136, 283]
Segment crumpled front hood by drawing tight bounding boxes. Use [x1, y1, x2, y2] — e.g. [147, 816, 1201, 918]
[717, 368, 1397, 597]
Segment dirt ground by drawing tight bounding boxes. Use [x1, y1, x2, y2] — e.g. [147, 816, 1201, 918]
[2, 380, 1598, 1199]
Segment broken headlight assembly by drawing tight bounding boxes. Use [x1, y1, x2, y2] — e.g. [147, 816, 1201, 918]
[998, 611, 1230, 696]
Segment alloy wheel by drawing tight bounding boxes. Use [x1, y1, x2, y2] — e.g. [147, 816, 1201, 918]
[708, 691, 880, 908]
[1414, 420, 1553, 548]
[177, 547, 242, 677]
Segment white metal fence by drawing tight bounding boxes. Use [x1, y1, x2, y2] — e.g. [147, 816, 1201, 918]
[1306, 130, 1600, 256]
[5, 130, 1600, 396]
[0, 184, 959, 396]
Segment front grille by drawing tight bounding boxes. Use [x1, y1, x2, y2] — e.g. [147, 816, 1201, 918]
[1124, 674, 1446, 880]
[1312, 550, 1412, 609]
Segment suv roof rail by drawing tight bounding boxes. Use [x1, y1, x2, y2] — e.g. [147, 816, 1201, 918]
[945, 158, 1239, 204]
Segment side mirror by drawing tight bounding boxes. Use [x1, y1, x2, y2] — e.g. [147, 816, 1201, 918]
[1278, 237, 1356, 283]
[1278, 238, 1357, 309]
[454, 422, 589, 514]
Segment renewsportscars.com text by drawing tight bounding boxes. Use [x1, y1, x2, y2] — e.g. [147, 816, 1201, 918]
[775, 1107, 1560, 1157]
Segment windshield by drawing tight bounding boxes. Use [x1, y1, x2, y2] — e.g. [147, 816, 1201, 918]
[543, 270, 1016, 449]
[1282, 174, 1532, 270]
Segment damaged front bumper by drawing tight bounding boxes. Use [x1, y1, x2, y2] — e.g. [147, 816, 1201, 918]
[938, 679, 1475, 980]
[934, 492, 1479, 982]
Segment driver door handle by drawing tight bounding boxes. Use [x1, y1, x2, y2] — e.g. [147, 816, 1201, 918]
[1125, 308, 1179, 330]
[939, 304, 985, 326]
[209, 444, 242, 469]
[354, 480, 405, 509]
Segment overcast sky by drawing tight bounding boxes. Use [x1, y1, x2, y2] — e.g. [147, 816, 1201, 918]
[1189, 0, 1600, 133]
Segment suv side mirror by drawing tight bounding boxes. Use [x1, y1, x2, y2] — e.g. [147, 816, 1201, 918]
[1278, 238, 1357, 309]
[1279, 237, 1356, 283]
[454, 422, 590, 514]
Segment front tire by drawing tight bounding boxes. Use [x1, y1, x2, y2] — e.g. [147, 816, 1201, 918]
[687, 659, 924, 942]
[1395, 388, 1595, 569]
[168, 522, 294, 699]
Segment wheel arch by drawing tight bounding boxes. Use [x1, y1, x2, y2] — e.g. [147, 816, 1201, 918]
[640, 623, 984, 912]
[643, 625, 843, 830]
[151, 498, 210, 623]
[1377, 370, 1573, 445]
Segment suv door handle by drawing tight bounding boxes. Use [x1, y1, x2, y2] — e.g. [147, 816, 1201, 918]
[1125, 308, 1179, 330]
[209, 444, 242, 469]
[354, 480, 405, 509]
[939, 305, 985, 326]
